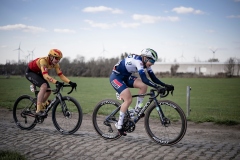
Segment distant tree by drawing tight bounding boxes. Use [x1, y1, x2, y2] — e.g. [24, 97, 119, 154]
[170, 64, 179, 76]
[71, 55, 86, 76]
[236, 58, 240, 76]
[120, 52, 129, 59]
[59, 57, 71, 76]
[224, 57, 235, 77]
[208, 58, 219, 62]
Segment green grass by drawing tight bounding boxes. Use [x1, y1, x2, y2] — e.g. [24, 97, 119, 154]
[0, 150, 26, 160]
[0, 76, 240, 124]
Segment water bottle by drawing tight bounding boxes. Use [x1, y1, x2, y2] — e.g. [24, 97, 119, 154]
[128, 106, 135, 119]
[30, 84, 35, 92]
[135, 103, 144, 114]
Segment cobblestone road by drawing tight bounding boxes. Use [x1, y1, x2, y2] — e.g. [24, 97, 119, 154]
[0, 108, 240, 160]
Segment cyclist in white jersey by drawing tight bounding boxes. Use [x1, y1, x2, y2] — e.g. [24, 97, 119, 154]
[110, 48, 174, 135]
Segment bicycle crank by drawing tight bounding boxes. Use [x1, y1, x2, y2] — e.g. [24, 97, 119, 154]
[123, 119, 135, 133]
[36, 116, 45, 124]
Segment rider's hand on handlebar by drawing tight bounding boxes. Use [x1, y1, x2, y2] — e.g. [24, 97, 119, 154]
[157, 86, 166, 94]
[56, 81, 64, 88]
[69, 81, 77, 88]
[165, 84, 174, 91]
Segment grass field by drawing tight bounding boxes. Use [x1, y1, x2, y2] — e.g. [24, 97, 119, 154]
[0, 76, 240, 124]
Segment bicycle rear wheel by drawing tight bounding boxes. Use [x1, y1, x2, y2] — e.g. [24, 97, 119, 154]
[52, 96, 82, 135]
[144, 100, 187, 146]
[92, 99, 121, 140]
[13, 95, 37, 130]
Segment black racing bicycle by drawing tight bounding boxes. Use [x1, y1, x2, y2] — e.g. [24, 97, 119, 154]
[13, 83, 82, 135]
[92, 87, 187, 146]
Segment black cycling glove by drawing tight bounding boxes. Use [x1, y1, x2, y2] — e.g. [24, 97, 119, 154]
[69, 81, 77, 88]
[165, 84, 174, 91]
[157, 86, 166, 94]
[56, 81, 64, 88]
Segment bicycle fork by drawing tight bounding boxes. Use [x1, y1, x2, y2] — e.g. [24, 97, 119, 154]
[154, 99, 170, 127]
[57, 95, 72, 119]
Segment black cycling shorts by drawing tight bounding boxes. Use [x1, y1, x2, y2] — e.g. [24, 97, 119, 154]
[25, 67, 51, 89]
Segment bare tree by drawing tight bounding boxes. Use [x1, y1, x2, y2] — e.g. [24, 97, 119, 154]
[170, 64, 179, 76]
[236, 58, 240, 77]
[224, 57, 235, 77]
[120, 52, 129, 59]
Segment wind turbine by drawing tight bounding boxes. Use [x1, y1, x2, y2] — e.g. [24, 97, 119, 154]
[25, 54, 31, 63]
[100, 44, 109, 57]
[13, 42, 24, 64]
[210, 49, 217, 59]
[28, 48, 35, 61]
[179, 51, 186, 62]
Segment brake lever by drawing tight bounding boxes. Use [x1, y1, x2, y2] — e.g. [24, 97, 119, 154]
[67, 86, 76, 94]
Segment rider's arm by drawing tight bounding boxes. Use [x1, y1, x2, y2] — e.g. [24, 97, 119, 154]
[138, 69, 159, 88]
[39, 59, 58, 84]
[147, 68, 165, 86]
[55, 64, 70, 83]
[133, 59, 158, 88]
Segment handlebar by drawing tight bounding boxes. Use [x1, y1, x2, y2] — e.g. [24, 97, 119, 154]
[32, 84, 76, 97]
[53, 83, 76, 95]
[149, 87, 174, 99]
[130, 86, 174, 100]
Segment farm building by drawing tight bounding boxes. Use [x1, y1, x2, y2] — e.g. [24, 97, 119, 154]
[151, 62, 239, 76]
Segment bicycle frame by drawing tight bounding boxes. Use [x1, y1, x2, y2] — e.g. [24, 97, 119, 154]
[32, 84, 75, 120]
[108, 89, 166, 125]
[44, 93, 70, 117]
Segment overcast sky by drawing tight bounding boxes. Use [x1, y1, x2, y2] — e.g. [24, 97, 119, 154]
[0, 0, 239, 64]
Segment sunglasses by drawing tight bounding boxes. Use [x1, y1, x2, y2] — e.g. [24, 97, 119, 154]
[54, 57, 61, 60]
[147, 58, 155, 64]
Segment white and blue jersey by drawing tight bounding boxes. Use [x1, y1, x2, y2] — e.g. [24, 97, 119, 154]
[110, 54, 165, 94]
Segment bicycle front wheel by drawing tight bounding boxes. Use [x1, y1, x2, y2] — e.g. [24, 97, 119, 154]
[144, 100, 187, 146]
[52, 96, 83, 135]
[13, 95, 37, 130]
[92, 99, 121, 140]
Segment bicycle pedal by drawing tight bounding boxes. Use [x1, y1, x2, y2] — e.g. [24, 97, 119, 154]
[35, 111, 48, 118]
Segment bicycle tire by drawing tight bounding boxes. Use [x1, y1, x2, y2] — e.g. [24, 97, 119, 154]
[13, 95, 37, 130]
[52, 96, 82, 135]
[144, 100, 187, 146]
[92, 99, 122, 140]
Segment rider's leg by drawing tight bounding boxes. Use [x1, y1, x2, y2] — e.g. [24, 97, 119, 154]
[109, 72, 131, 135]
[25, 68, 50, 114]
[115, 88, 132, 136]
[36, 83, 48, 113]
[42, 89, 52, 108]
[133, 78, 148, 108]
[118, 88, 132, 124]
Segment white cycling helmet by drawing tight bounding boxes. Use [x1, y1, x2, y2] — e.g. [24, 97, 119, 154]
[141, 48, 158, 61]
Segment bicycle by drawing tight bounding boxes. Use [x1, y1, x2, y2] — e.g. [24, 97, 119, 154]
[13, 83, 83, 135]
[92, 87, 187, 146]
